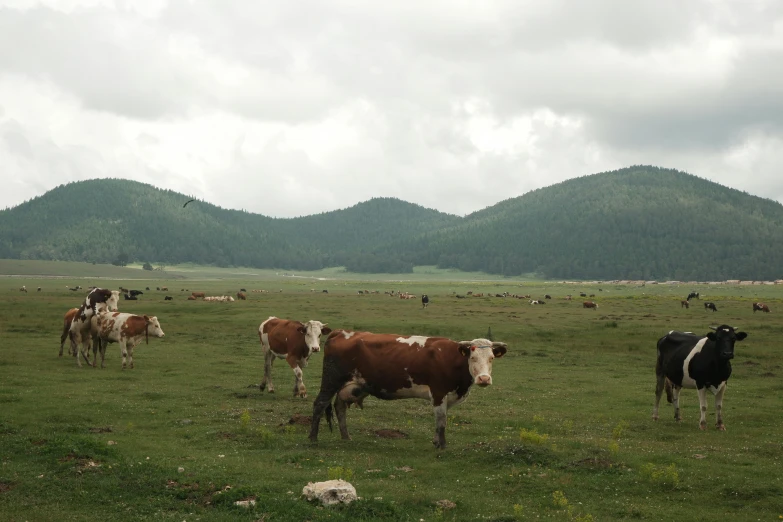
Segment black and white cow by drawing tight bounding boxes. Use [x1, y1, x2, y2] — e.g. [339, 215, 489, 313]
[421, 294, 429, 308]
[653, 325, 747, 430]
[704, 302, 718, 312]
[687, 292, 700, 301]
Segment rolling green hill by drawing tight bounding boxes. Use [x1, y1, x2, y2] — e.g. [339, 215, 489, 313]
[2, 166, 782, 280]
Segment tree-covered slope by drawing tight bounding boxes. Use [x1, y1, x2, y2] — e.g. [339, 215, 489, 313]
[2, 167, 783, 280]
[392, 166, 783, 280]
[0, 179, 458, 271]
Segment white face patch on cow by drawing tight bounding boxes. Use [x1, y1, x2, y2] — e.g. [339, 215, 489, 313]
[681, 337, 708, 389]
[303, 320, 327, 353]
[396, 336, 429, 348]
[341, 331, 356, 339]
[464, 338, 497, 387]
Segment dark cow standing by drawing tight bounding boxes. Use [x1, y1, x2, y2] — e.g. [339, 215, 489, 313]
[164, 296, 173, 301]
[704, 302, 718, 312]
[258, 316, 331, 398]
[309, 331, 508, 449]
[653, 325, 747, 430]
[752, 302, 770, 313]
[421, 294, 429, 308]
[687, 292, 700, 301]
[129, 290, 143, 297]
[124, 293, 138, 301]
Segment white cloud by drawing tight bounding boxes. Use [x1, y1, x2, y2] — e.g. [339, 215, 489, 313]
[1, 0, 783, 217]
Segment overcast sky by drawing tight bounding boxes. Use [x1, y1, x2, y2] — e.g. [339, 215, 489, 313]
[1, 1, 782, 218]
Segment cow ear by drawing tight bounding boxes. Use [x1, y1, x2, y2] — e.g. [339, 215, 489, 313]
[322, 327, 332, 335]
[706, 332, 717, 341]
[297, 325, 307, 334]
[458, 341, 472, 357]
[735, 332, 748, 341]
[491, 342, 508, 358]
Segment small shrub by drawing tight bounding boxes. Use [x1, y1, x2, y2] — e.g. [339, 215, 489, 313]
[327, 466, 354, 481]
[604, 321, 618, 328]
[552, 490, 568, 508]
[612, 420, 629, 440]
[640, 463, 679, 486]
[513, 503, 524, 520]
[519, 428, 549, 445]
[240, 410, 250, 431]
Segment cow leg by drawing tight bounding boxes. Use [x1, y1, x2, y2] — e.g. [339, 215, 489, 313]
[127, 341, 136, 369]
[653, 372, 666, 420]
[334, 396, 351, 440]
[260, 348, 275, 393]
[697, 387, 709, 430]
[121, 341, 128, 369]
[432, 401, 448, 449]
[714, 383, 727, 430]
[287, 355, 306, 398]
[309, 356, 349, 442]
[671, 385, 682, 422]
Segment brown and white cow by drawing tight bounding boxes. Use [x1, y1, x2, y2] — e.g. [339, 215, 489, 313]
[583, 301, 598, 309]
[309, 331, 508, 449]
[258, 316, 331, 398]
[191, 291, 206, 299]
[237, 292, 247, 300]
[19, 285, 27, 292]
[752, 302, 771, 313]
[59, 308, 80, 357]
[93, 312, 165, 369]
[680, 300, 690, 309]
[68, 289, 121, 366]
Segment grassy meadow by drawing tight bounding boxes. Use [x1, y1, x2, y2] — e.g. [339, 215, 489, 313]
[1, 261, 782, 521]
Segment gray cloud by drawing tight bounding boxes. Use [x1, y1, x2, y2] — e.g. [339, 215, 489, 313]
[1, 0, 782, 217]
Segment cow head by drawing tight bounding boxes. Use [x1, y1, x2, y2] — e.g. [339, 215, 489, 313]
[297, 320, 332, 354]
[458, 338, 508, 387]
[144, 316, 166, 338]
[707, 325, 747, 360]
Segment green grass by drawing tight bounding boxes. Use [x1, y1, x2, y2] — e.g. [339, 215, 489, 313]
[1, 261, 782, 520]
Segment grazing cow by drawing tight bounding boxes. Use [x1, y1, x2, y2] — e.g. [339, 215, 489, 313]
[545, 294, 552, 299]
[129, 290, 143, 297]
[687, 292, 700, 301]
[455, 295, 466, 298]
[680, 300, 690, 309]
[421, 294, 429, 308]
[752, 302, 770, 313]
[59, 308, 80, 357]
[322, 289, 328, 293]
[240, 288, 247, 292]
[579, 292, 587, 297]
[93, 312, 166, 369]
[160, 286, 168, 291]
[530, 299, 545, 305]
[583, 301, 598, 309]
[164, 296, 173, 301]
[704, 302, 718, 312]
[19, 285, 27, 292]
[68, 289, 121, 366]
[237, 292, 247, 300]
[258, 317, 332, 398]
[145, 287, 150, 291]
[309, 331, 508, 449]
[187, 295, 197, 300]
[124, 293, 137, 301]
[37, 287, 41, 292]
[654, 325, 747, 430]
[191, 292, 205, 299]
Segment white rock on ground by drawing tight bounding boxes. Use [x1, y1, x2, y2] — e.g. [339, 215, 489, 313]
[301, 480, 357, 506]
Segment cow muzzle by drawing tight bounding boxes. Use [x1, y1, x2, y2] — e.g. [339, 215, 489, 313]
[475, 374, 492, 387]
[311, 346, 320, 353]
[722, 352, 734, 359]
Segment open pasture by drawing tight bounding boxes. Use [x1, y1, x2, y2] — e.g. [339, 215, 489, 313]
[1, 273, 782, 521]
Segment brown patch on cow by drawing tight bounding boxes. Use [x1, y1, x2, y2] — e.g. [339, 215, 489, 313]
[89, 426, 113, 433]
[121, 315, 150, 339]
[0, 482, 13, 493]
[374, 429, 408, 439]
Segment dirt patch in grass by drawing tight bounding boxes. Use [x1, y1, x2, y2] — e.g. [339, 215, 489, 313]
[217, 432, 237, 440]
[742, 360, 760, 366]
[89, 426, 113, 433]
[30, 438, 47, 446]
[374, 429, 408, 439]
[760, 372, 776, 378]
[567, 457, 614, 470]
[0, 482, 13, 493]
[285, 414, 311, 426]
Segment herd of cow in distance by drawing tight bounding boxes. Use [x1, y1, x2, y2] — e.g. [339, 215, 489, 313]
[15, 281, 770, 448]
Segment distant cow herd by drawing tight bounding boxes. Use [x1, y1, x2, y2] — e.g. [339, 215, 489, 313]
[13, 280, 771, 448]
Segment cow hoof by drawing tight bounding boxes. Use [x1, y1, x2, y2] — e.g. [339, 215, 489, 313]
[652, 415, 658, 421]
[699, 423, 707, 430]
[717, 424, 726, 431]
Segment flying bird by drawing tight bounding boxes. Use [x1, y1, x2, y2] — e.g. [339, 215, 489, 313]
[183, 199, 196, 208]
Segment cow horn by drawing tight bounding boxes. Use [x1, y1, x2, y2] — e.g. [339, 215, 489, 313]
[491, 342, 508, 348]
[709, 326, 717, 330]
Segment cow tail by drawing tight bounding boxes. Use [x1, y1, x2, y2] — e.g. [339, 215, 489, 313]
[325, 402, 334, 432]
[145, 323, 149, 344]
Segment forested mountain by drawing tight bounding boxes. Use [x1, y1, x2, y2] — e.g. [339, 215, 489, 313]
[2, 166, 783, 280]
